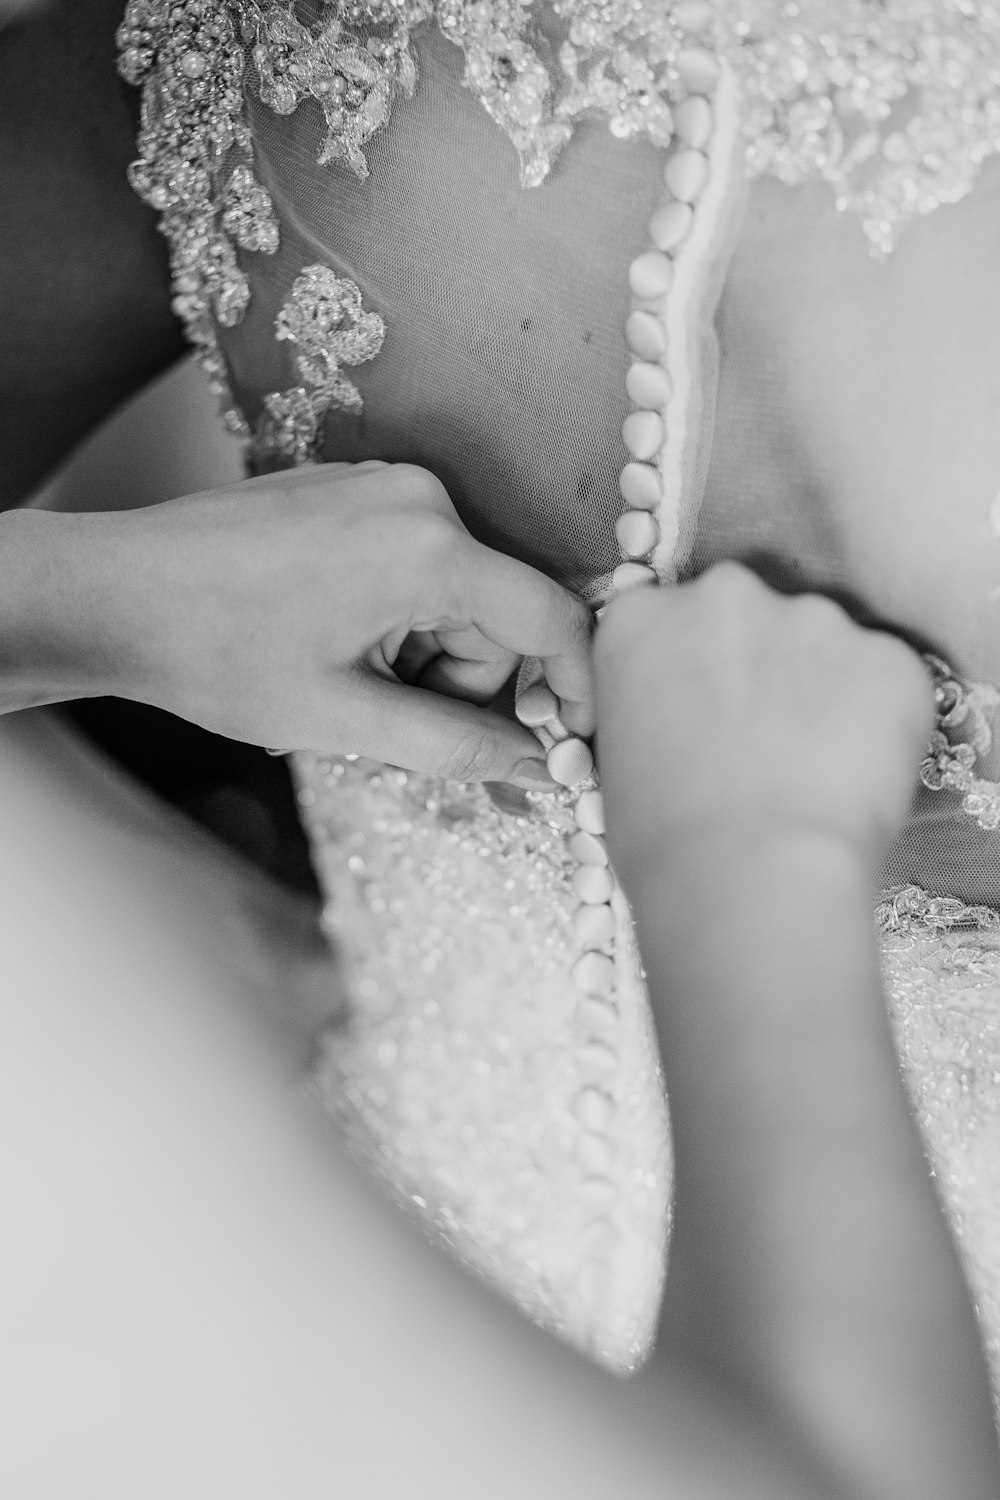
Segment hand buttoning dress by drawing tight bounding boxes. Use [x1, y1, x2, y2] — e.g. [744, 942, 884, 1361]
[119, 0, 1000, 1385]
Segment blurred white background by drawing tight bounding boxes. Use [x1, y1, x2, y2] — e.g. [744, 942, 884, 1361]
[34, 358, 242, 512]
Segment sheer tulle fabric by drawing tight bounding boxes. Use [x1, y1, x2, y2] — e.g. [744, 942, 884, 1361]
[205, 21, 1000, 1384]
[228, 26, 666, 596]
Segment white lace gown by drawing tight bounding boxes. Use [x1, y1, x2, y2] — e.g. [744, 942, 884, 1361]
[119, 0, 1000, 1384]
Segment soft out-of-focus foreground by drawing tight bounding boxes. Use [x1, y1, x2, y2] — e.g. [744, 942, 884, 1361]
[33, 358, 241, 513]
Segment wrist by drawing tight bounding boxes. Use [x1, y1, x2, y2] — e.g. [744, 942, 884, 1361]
[0, 506, 139, 709]
[617, 817, 873, 939]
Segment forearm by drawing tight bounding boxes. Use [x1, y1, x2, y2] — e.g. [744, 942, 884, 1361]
[0, 506, 136, 711]
[636, 829, 999, 1499]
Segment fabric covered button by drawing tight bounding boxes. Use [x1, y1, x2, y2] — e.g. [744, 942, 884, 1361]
[572, 950, 616, 994]
[616, 510, 660, 557]
[676, 46, 721, 93]
[578, 1177, 617, 1206]
[625, 309, 667, 360]
[515, 681, 559, 727]
[675, 1, 713, 33]
[578, 997, 618, 1036]
[619, 462, 662, 511]
[648, 199, 694, 252]
[626, 361, 672, 410]
[577, 1131, 615, 1173]
[548, 736, 594, 786]
[572, 901, 616, 946]
[574, 789, 606, 835]
[628, 250, 673, 300]
[622, 410, 664, 461]
[568, 829, 609, 866]
[664, 147, 709, 203]
[612, 561, 658, 592]
[572, 865, 615, 904]
[674, 94, 714, 148]
[574, 1087, 615, 1131]
[579, 1041, 618, 1079]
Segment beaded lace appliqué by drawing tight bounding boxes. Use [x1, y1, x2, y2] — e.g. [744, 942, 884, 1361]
[119, 1, 273, 432]
[727, 0, 1000, 258]
[877, 883, 1000, 1388]
[297, 753, 670, 1371]
[920, 654, 1000, 832]
[118, 0, 385, 454]
[120, 0, 1000, 436]
[254, 266, 385, 467]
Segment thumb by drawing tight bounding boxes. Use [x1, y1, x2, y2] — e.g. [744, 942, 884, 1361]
[331, 673, 558, 788]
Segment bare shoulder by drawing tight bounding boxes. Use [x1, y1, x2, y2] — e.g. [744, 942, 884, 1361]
[0, 0, 184, 501]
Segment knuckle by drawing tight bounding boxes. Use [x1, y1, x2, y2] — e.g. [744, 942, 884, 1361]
[404, 508, 461, 566]
[872, 632, 935, 712]
[700, 559, 761, 597]
[596, 587, 662, 662]
[791, 590, 849, 636]
[391, 463, 452, 513]
[695, 561, 771, 629]
[439, 724, 503, 782]
[563, 590, 595, 645]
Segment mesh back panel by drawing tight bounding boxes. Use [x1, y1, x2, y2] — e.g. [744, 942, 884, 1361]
[226, 25, 665, 595]
[693, 169, 1000, 905]
[222, 26, 1000, 908]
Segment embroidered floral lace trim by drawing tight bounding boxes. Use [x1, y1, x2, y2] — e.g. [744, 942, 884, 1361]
[920, 654, 1000, 833]
[118, 0, 386, 456]
[728, 0, 1000, 259]
[119, 1, 1000, 462]
[877, 882, 1000, 936]
[253, 266, 386, 467]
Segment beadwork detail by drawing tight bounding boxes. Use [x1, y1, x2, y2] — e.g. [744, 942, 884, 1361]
[877, 883, 1000, 1393]
[297, 752, 671, 1372]
[920, 654, 1000, 832]
[118, 0, 1000, 1387]
[253, 266, 386, 466]
[245, 0, 422, 179]
[238, 0, 708, 189]
[120, 0, 1000, 446]
[877, 883, 1000, 936]
[725, 0, 1000, 257]
[118, 0, 279, 432]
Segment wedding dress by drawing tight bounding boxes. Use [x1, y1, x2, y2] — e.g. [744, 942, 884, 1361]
[118, 0, 1000, 1382]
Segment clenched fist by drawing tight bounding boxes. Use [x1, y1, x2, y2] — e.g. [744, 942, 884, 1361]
[594, 563, 933, 879]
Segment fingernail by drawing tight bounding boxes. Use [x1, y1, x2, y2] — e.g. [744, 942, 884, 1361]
[510, 759, 558, 790]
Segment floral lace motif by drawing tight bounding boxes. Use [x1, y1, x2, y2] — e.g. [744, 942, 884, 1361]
[920, 654, 1000, 832]
[118, 0, 275, 431]
[234, 0, 701, 188]
[297, 752, 670, 1372]
[876, 881, 1000, 1391]
[120, 0, 1000, 441]
[728, 0, 1000, 257]
[118, 0, 384, 448]
[236, 1, 1000, 248]
[253, 266, 386, 467]
[877, 883, 1000, 936]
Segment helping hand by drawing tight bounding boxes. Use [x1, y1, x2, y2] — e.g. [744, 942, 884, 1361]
[103, 461, 594, 783]
[594, 562, 934, 874]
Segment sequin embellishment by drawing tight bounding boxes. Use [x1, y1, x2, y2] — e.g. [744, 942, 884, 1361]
[120, 0, 1000, 428]
[237, 0, 706, 188]
[234, 0, 1000, 247]
[298, 755, 671, 1373]
[877, 885, 1000, 1392]
[920, 654, 1000, 832]
[118, 0, 279, 432]
[253, 266, 386, 467]
[726, 0, 1000, 257]
[119, 1, 383, 440]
